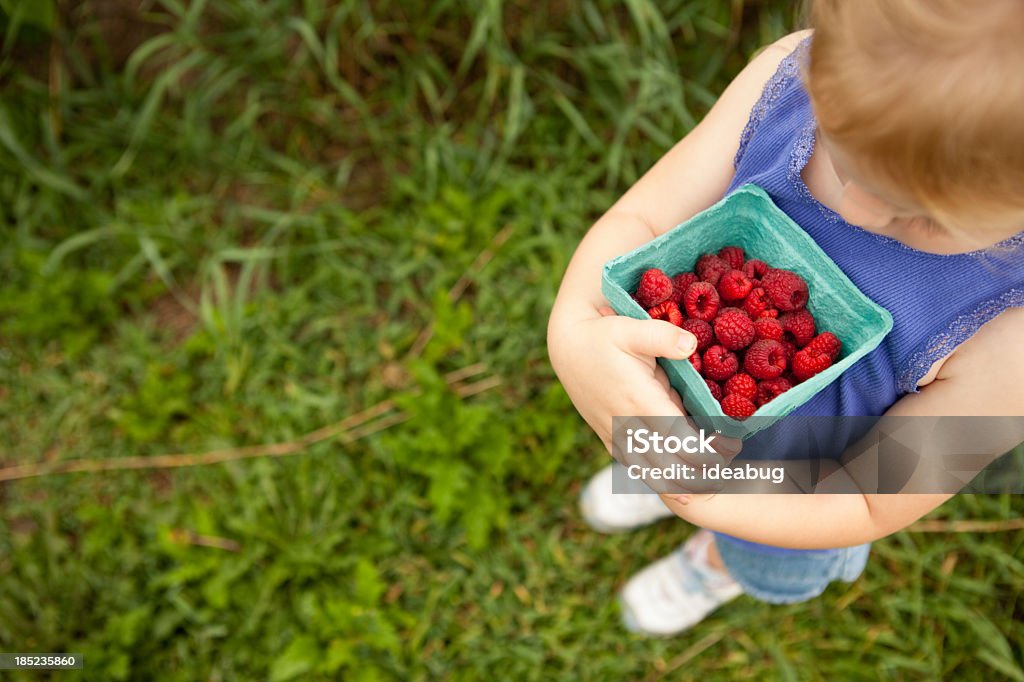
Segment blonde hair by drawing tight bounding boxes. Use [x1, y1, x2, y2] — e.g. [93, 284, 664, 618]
[805, 0, 1024, 234]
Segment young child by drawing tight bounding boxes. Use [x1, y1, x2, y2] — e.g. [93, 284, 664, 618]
[548, 0, 1024, 636]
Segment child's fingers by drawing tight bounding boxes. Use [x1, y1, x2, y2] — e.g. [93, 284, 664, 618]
[610, 317, 697, 360]
[653, 365, 672, 392]
[667, 387, 685, 412]
[597, 305, 616, 317]
[653, 366, 685, 412]
[713, 435, 744, 461]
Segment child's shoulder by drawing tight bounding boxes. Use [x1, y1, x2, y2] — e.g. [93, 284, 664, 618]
[705, 30, 814, 145]
[735, 29, 813, 85]
[755, 29, 813, 61]
[735, 29, 812, 86]
[928, 306, 1024, 412]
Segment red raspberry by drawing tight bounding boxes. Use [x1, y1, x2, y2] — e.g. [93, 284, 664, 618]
[635, 268, 674, 307]
[723, 372, 757, 400]
[647, 301, 683, 326]
[669, 272, 698, 304]
[792, 345, 834, 382]
[721, 393, 757, 420]
[756, 377, 793, 406]
[783, 340, 798, 362]
[780, 309, 816, 347]
[759, 308, 780, 319]
[742, 259, 770, 281]
[761, 268, 809, 312]
[714, 307, 755, 350]
[742, 287, 771, 318]
[682, 281, 720, 321]
[718, 270, 754, 302]
[704, 378, 723, 402]
[753, 317, 784, 342]
[718, 245, 745, 270]
[743, 339, 788, 380]
[680, 318, 713, 352]
[695, 254, 732, 286]
[804, 332, 842, 361]
[703, 344, 739, 381]
[689, 352, 702, 374]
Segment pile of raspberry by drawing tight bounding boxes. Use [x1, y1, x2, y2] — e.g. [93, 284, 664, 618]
[632, 246, 842, 420]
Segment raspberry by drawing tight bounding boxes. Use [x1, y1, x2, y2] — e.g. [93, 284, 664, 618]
[703, 344, 739, 381]
[717, 269, 754, 302]
[714, 307, 755, 350]
[695, 254, 732, 286]
[682, 281, 720, 321]
[718, 245, 745, 270]
[689, 352, 702, 374]
[705, 378, 723, 402]
[804, 332, 842, 361]
[633, 251, 841, 401]
[647, 300, 683, 326]
[635, 268, 674, 307]
[756, 377, 793, 406]
[742, 259, 770, 281]
[723, 372, 757, 400]
[680, 318, 713, 352]
[743, 339, 788, 380]
[753, 316, 784, 342]
[721, 393, 757, 420]
[761, 268, 809, 312]
[669, 272, 698, 304]
[742, 287, 771, 318]
[780, 309, 816, 347]
[792, 345, 835, 382]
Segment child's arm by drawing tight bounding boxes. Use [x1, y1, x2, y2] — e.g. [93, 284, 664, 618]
[548, 31, 812, 448]
[660, 307, 1024, 549]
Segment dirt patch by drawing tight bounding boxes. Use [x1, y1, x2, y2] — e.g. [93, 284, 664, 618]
[148, 262, 280, 345]
[149, 282, 201, 344]
[66, 0, 167, 70]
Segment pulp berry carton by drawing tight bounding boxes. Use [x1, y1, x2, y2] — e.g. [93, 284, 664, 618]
[601, 184, 893, 440]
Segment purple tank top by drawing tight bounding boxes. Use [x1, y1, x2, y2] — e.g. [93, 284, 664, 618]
[714, 37, 1024, 554]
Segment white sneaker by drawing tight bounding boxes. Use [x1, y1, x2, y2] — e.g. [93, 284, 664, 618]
[620, 530, 743, 636]
[579, 463, 676, 533]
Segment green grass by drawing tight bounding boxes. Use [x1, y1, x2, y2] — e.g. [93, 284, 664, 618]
[1, 1, 1022, 679]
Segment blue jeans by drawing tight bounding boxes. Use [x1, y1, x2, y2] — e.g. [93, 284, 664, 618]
[713, 532, 871, 604]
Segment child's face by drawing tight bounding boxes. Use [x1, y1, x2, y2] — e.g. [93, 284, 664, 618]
[836, 182, 918, 232]
[822, 131, 1022, 248]
[822, 133, 926, 232]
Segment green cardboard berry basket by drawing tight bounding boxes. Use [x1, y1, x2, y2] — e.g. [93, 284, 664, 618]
[601, 184, 893, 440]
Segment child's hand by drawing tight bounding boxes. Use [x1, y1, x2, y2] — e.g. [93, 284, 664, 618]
[550, 305, 697, 448]
[551, 306, 743, 498]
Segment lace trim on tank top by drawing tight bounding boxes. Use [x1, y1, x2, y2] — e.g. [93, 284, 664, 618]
[734, 38, 811, 169]
[787, 119, 836, 222]
[897, 288, 1024, 394]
